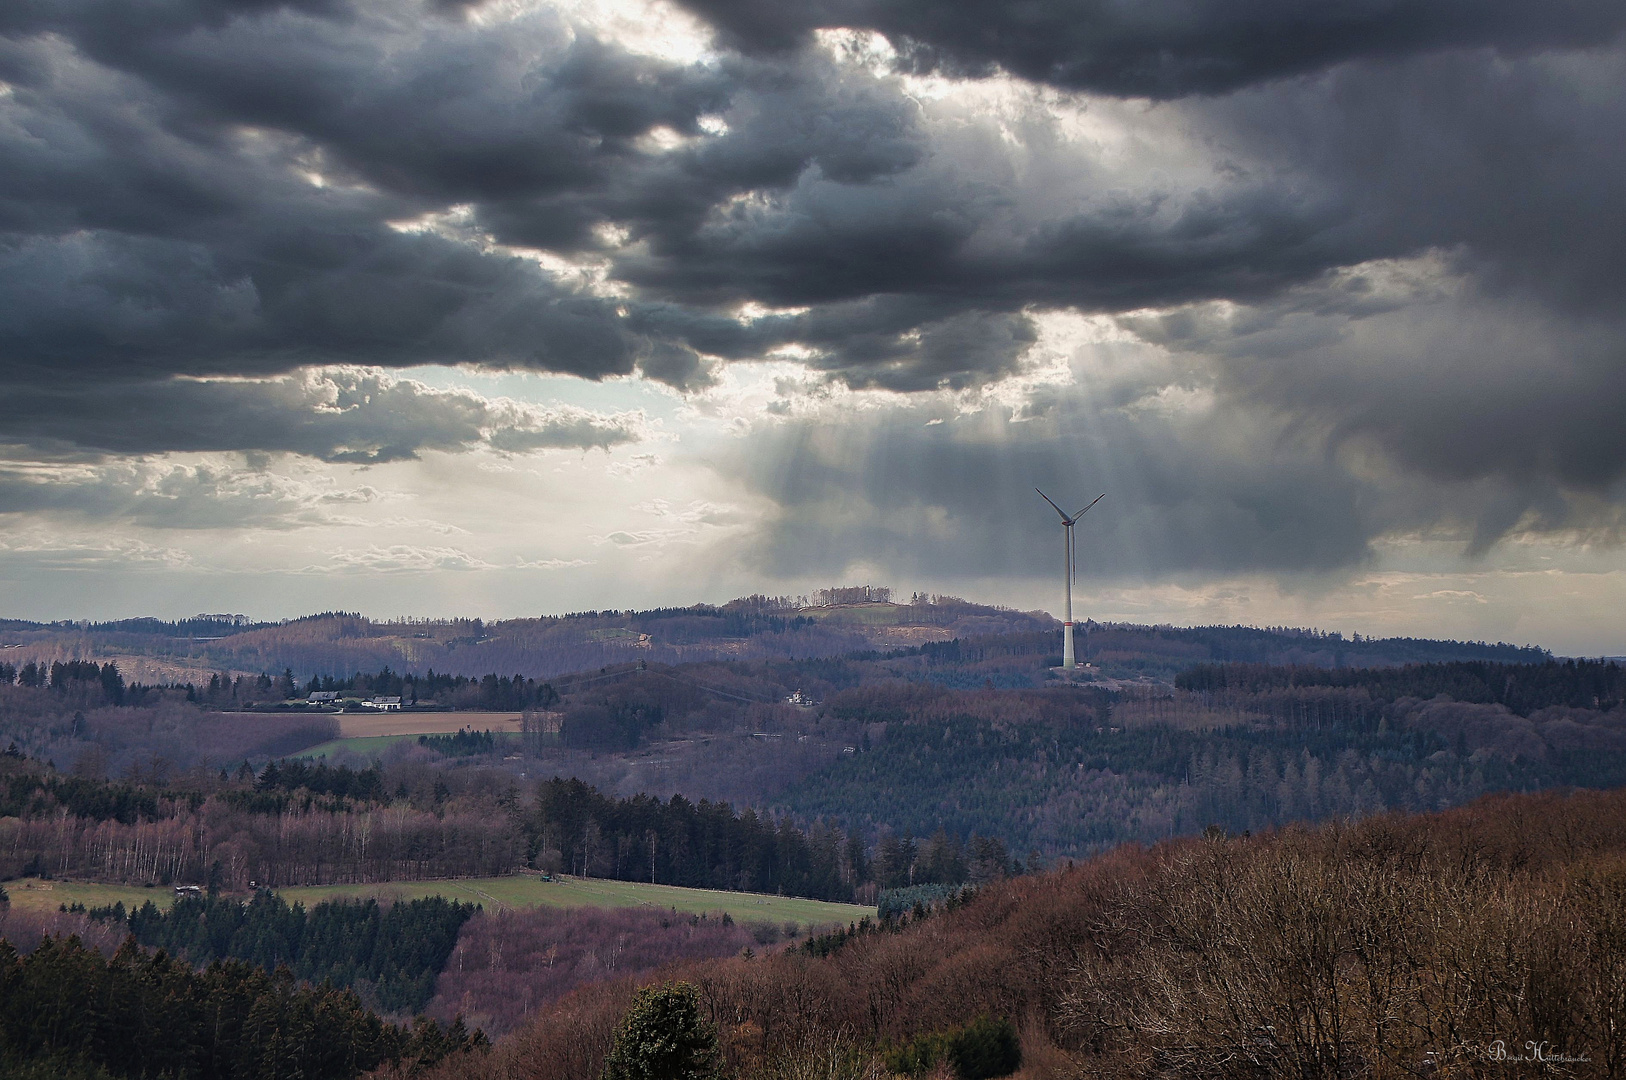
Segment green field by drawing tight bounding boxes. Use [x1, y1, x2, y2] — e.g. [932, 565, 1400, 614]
[294, 732, 523, 759]
[3, 878, 178, 915]
[801, 603, 914, 626]
[277, 876, 873, 930]
[6, 874, 873, 932]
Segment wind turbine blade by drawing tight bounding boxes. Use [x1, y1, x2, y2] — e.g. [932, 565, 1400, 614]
[1035, 488, 1070, 521]
[1072, 493, 1106, 520]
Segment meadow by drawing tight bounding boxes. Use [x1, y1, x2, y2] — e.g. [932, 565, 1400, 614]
[4, 874, 870, 932]
[2, 877, 174, 915]
[336, 711, 524, 738]
[293, 731, 525, 759]
[290, 711, 527, 758]
[278, 874, 873, 930]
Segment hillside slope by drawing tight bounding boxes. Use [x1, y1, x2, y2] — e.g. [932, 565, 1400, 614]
[422, 785, 1626, 1080]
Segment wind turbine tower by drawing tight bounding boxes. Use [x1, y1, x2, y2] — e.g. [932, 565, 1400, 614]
[1037, 490, 1105, 669]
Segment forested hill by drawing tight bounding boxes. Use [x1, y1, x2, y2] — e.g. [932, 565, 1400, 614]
[904, 623, 1545, 686]
[80, 891, 477, 1013]
[0, 588, 1549, 688]
[0, 594, 1051, 685]
[772, 656, 1626, 858]
[0, 935, 484, 1080]
[0, 752, 1000, 901]
[1177, 657, 1625, 713]
[426, 786, 1626, 1080]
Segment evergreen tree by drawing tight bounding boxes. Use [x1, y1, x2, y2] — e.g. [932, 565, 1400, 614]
[601, 982, 719, 1080]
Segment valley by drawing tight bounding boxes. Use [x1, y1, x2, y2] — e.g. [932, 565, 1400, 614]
[1, 595, 1619, 1080]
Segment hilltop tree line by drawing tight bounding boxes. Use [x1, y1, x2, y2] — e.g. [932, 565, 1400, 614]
[1177, 656, 1625, 713]
[2, 599, 1549, 713]
[0, 752, 1013, 901]
[295, 668, 562, 712]
[0, 658, 287, 710]
[906, 623, 1549, 683]
[74, 602, 899, 683]
[529, 777, 1017, 900]
[0, 657, 568, 713]
[0, 659, 189, 708]
[0, 752, 526, 887]
[79, 891, 476, 1014]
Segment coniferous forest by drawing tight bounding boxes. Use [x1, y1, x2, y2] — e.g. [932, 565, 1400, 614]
[0, 935, 484, 1080]
[78, 892, 477, 1013]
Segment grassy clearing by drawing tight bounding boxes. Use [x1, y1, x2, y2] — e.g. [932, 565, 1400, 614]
[3, 875, 872, 934]
[294, 734, 418, 759]
[292, 731, 526, 759]
[277, 876, 873, 931]
[3, 878, 177, 915]
[337, 711, 523, 738]
[799, 603, 913, 626]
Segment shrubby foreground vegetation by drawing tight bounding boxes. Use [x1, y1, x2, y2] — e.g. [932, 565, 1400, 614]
[427, 906, 763, 1037]
[416, 786, 1626, 1080]
[6, 785, 1624, 1078]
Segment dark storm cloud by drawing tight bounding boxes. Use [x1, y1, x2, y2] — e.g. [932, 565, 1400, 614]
[4, 0, 1606, 357]
[0, 227, 643, 383]
[1121, 270, 1626, 551]
[0, 370, 647, 463]
[671, 44, 1626, 522]
[0, 462, 331, 528]
[672, 0, 1626, 97]
[722, 338, 1626, 578]
[1, 0, 1624, 554]
[613, 46, 1626, 318]
[0, 19, 654, 383]
[0, 1, 947, 405]
[724, 395, 1381, 579]
[1195, 50, 1626, 313]
[632, 301, 1039, 391]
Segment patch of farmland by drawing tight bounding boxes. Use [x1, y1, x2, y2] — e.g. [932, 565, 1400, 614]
[0, 877, 176, 916]
[336, 710, 523, 738]
[276, 874, 873, 931]
[295, 731, 523, 759]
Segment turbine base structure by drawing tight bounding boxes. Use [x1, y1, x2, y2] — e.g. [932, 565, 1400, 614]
[1062, 622, 1075, 669]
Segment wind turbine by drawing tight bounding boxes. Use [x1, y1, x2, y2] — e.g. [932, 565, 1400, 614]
[1036, 489, 1105, 669]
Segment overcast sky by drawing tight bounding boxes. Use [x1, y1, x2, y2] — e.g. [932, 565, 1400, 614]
[2, 0, 1624, 653]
